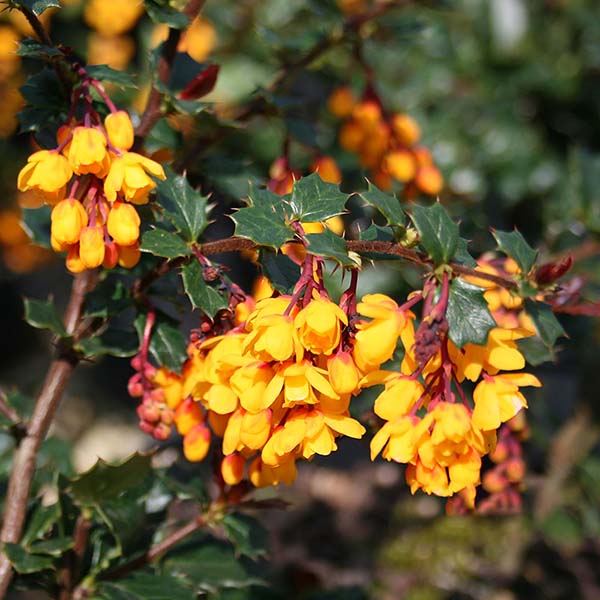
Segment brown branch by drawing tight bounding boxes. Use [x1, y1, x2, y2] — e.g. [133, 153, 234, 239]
[134, 0, 207, 142]
[0, 269, 98, 598]
[15, 5, 54, 47]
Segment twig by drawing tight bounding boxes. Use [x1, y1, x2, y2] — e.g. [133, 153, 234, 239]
[14, 4, 53, 47]
[134, 0, 207, 142]
[0, 270, 98, 598]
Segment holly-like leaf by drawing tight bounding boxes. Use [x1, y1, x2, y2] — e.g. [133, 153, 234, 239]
[288, 173, 347, 222]
[17, 39, 61, 59]
[21, 503, 61, 547]
[22, 205, 51, 248]
[29, 538, 74, 557]
[358, 224, 395, 242]
[492, 229, 537, 274]
[144, 0, 190, 28]
[96, 574, 196, 600]
[232, 188, 294, 249]
[446, 279, 496, 348]
[18, 68, 66, 132]
[516, 337, 556, 366]
[135, 313, 188, 372]
[157, 169, 209, 242]
[14, 0, 60, 15]
[70, 453, 153, 506]
[140, 228, 192, 259]
[409, 203, 459, 265]
[222, 514, 268, 560]
[76, 328, 139, 359]
[86, 65, 137, 89]
[305, 229, 356, 267]
[181, 260, 228, 318]
[3, 543, 55, 574]
[259, 250, 300, 294]
[454, 238, 477, 267]
[524, 299, 566, 348]
[23, 298, 67, 337]
[84, 280, 131, 318]
[360, 182, 406, 227]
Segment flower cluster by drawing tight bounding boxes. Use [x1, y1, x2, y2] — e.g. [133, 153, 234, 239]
[329, 86, 443, 197]
[17, 77, 165, 273]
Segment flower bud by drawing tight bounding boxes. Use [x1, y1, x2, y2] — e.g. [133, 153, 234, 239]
[66, 245, 85, 273]
[117, 242, 141, 268]
[183, 424, 211, 462]
[328, 351, 360, 395]
[79, 226, 105, 268]
[482, 470, 507, 494]
[415, 165, 443, 196]
[102, 240, 119, 269]
[391, 113, 421, 146]
[221, 453, 245, 486]
[311, 156, 342, 184]
[505, 458, 526, 483]
[174, 398, 205, 436]
[127, 373, 144, 398]
[51, 198, 88, 245]
[104, 110, 134, 151]
[153, 422, 171, 441]
[383, 150, 416, 183]
[328, 87, 356, 118]
[107, 201, 140, 246]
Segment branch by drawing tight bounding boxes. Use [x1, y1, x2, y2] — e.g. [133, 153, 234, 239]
[0, 269, 98, 598]
[135, 0, 207, 142]
[14, 5, 53, 47]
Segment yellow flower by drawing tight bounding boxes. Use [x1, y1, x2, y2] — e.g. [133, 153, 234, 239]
[117, 242, 141, 268]
[390, 113, 421, 147]
[68, 127, 110, 176]
[294, 294, 348, 355]
[229, 361, 279, 413]
[50, 198, 88, 245]
[153, 367, 182, 409]
[383, 150, 416, 183]
[221, 453, 245, 486]
[174, 398, 205, 436]
[327, 351, 360, 395]
[104, 152, 166, 204]
[183, 423, 211, 462]
[66, 245, 85, 274]
[472, 373, 541, 431]
[328, 87, 356, 118]
[17, 150, 73, 205]
[107, 201, 140, 246]
[105, 110, 135, 151]
[78, 226, 105, 268]
[244, 308, 302, 362]
[371, 374, 425, 421]
[370, 415, 426, 462]
[248, 456, 297, 487]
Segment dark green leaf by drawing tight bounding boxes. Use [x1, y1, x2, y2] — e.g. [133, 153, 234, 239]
[516, 337, 556, 366]
[144, 0, 190, 29]
[285, 117, 317, 147]
[3, 543, 55, 574]
[70, 453, 153, 506]
[87, 65, 137, 89]
[140, 228, 192, 259]
[305, 229, 356, 267]
[170, 98, 210, 115]
[84, 280, 131, 318]
[288, 173, 347, 222]
[29, 538, 73, 557]
[157, 169, 208, 242]
[14, 0, 60, 16]
[17, 38, 61, 59]
[76, 328, 139, 359]
[181, 260, 228, 318]
[145, 119, 180, 154]
[222, 514, 267, 560]
[360, 182, 406, 227]
[232, 189, 294, 249]
[409, 203, 459, 265]
[259, 250, 300, 294]
[22, 205, 51, 248]
[446, 279, 496, 348]
[21, 503, 61, 546]
[97, 574, 196, 600]
[524, 299, 566, 348]
[492, 229, 537, 274]
[454, 238, 477, 267]
[18, 68, 66, 132]
[135, 313, 188, 372]
[23, 297, 67, 337]
[0, 390, 34, 429]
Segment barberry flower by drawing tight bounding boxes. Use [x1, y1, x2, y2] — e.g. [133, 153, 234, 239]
[50, 198, 88, 245]
[105, 110, 135, 151]
[106, 201, 140, 246]
[17, 150, 73, 204]
[104, 152, 166, 203]
[68, 126, 110, 176]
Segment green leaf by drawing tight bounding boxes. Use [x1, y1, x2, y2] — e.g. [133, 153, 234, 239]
[87, 65, 137, 89]
[144, 0, 190, 29]
[524, 299, 566, 348]
[409, 203, 459, 265]
[163, 539, 258, 592]
[76, 328, 139, 359]
[259, 250, 300, 294]
[170, 98, 210, 115]
[3, 543, 55, 574]
[305, 229, 356, 267]
[14, 0, 60, 16]
[96, 574, 196, 600]
[360, 182, 406, 227]
[492, 229, 537, 274]
[17, 38, 61, 59]
[23, 297, 67, 337]
[0, 390, 34, 429]
[454, 238, 477, 267]
[21, 503, 61, 546]
[222, 514, 267, 560]
[84, 280, 131, 318]
[18, 68, 66, 132]
[446, 279, 496, 348]
[29, 538, 74, 557]
[181, 260, 228, 318]
[516, 337, 556, 366]
[22, 205, 51, 248]
[70, 453, 153, 506]
[232, 188, 295, 249]
[288, 173, 347, 222]
[135, 313, 188, 372]
[358, 224, 395, 242]
[157, 169, 208, 242]
[140, 228, 192, 259]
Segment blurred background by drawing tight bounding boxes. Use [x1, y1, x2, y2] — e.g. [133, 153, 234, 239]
[2, 1, 600, 598]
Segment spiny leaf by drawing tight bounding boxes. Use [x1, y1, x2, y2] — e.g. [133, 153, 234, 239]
[140, 228, 192, 259]
[23, 297, 67, 337]
[76, 328, 139, 359]
[288, 172, 348, 222]
[17, 38, 61, 59]
[135, 313, 188, 372]
[181, 260, 228, 318]
[446, 279, 496, 348]
[409, 203, 459, 265]
[259, 250, 300, 294]
[87, 65, 137, 89]
[492, 229, 537, 274]
[360, 182, 406, 227]
[305, 229, 357, 267]
[524, 299, 566, 348]
[13, 0, 60, 16]
[3, 543, 55, 574]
